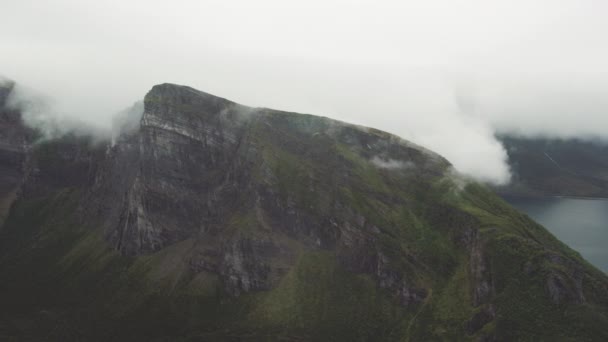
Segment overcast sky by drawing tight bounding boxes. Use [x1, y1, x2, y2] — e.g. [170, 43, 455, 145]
[2, 0, 608, 184]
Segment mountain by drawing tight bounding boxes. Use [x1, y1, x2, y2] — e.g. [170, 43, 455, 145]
[1, 82, 607, 341]
[497, 135, 608, 198]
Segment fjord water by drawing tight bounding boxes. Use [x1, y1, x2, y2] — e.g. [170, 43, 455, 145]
[505, 196, 608, 273]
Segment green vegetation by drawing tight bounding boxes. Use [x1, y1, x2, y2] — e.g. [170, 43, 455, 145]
[0, 191, 410, 341]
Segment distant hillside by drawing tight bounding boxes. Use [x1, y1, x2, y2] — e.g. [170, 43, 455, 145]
[497, 136, 608, 198]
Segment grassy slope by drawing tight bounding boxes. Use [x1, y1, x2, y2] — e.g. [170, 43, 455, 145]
[0, 189, 411, 341]
[458, 185, 608, 341]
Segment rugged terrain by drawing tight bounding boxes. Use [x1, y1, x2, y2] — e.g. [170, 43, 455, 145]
[1, 81, 607, 341]
[496, 135, 608, 198]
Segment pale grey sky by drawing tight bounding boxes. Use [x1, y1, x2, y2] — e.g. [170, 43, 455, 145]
[2, 0, 607, 184]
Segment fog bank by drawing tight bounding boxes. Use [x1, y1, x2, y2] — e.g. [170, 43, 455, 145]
[2, 0, 607, 184]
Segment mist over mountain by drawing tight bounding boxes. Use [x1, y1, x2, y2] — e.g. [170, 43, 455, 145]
[3, 1, 607, 185]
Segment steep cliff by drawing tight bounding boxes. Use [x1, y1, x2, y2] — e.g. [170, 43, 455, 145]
[1, 83, 607, 341]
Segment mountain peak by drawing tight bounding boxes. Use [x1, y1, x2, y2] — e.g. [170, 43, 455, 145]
[145, 83, 236, 111]
[0, 78, 15, 108]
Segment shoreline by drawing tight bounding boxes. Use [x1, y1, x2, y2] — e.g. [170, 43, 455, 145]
[551, 195, 608, 201]
[499, 193, 608, 201]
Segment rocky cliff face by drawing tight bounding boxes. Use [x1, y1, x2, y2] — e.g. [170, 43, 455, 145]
[0, 82, 32, 225]
[1, 82, 607, 341]
[85, 84, 451, 298]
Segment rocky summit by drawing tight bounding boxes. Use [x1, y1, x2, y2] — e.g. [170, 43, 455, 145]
[0, 82, 607, 341]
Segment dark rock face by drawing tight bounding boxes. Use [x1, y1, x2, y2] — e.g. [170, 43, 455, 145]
[0, 81, 104, 220]
[0, 82, 32, 225]
[82, 83, 453, 297]
[465, 304, 496, 335]
[470, 232, 494, 307]
[522, 251, 587, 305]
[544, 253, 586, 305]
[102, 85, 251, 254]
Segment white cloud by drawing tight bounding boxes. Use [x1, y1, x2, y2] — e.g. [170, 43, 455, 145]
[1, 0, 607, 184]
[370, 157, 415, 170]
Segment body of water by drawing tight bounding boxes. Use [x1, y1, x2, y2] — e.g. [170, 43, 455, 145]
[504, 196, 608, 273]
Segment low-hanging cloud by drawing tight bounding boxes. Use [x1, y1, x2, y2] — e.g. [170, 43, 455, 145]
[111, 100, 144, 144]
[1, 0, 607, 185]
[453, 72, 608, 140]
[5, 82, 112, 142]
[370, 157, 415, 170]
